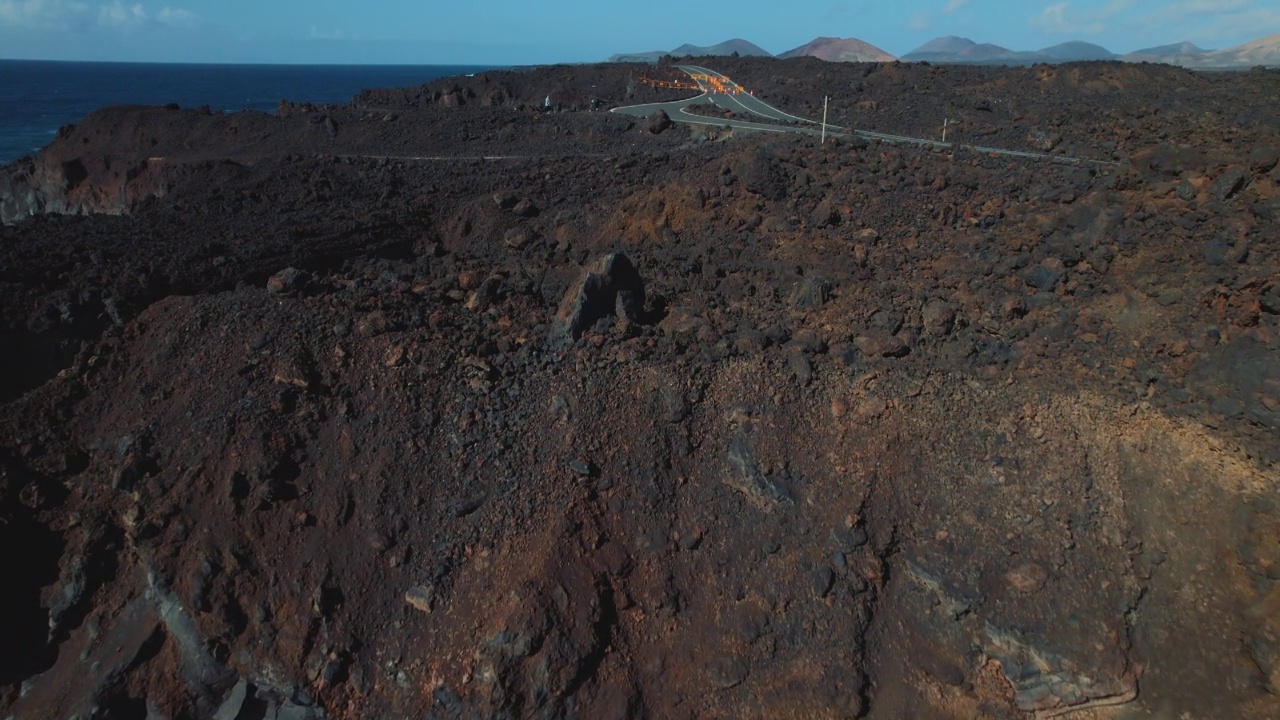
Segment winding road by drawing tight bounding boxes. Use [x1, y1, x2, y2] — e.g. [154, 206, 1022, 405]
[613, 65, 1119, 167]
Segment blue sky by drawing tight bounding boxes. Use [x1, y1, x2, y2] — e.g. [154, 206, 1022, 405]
[0, 0, 1277, 64]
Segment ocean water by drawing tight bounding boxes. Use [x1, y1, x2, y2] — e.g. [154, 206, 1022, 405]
[0, 60, 493, 164]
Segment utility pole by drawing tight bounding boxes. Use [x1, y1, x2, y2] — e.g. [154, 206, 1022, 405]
[821, 96, 829, 144]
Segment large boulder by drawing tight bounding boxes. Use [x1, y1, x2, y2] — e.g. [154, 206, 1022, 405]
[647, 109, 673, 135]
[1248, 146, 1279, 174]
[552, 253, 647, 343]
[740, 146, 788, 201]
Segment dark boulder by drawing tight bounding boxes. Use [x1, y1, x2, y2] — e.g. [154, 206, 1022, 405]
[922, 300, 955, 338]
[647, 109, 673, 135]
[809, 201, 841, 228]
[1024, 259, 1065, 291]
[267, 268, 310, 297]
[740, 147, 788, 201]
[1211, 168, 1247, 201]
[790, 276, 831, 311]
[854, 329, 910, 358]
[1248, 146, 1279, 174]
[1137, 144, 1208, 178]
[512, 199, 540, 218]
[553, 253, 647, 343]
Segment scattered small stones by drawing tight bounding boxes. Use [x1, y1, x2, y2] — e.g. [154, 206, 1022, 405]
[854, 396, 888, 421]
[1000, 296, 1029, 320]
[922, 299, 955, 338]
[831, 397, 849, 418]
[1211, 168, 1247, 201]
[511, 198, 539, 217]
[465, 275, 504, 311]
[450, 494, 486, 518]
[725, 435, 792, 510]
[405, 585, 435, 614]
[355, 311, 390, 337]
[267, 267, 310, 296]
[1261, 288, 1280, 315]
[813, 566, 835, 598]
[735, 329, 767, 353]
[1024, 259, 1065, 291]
[1006, 562, 1049, 594]
[384, 345, 405, 367]
[790, 276, 831, 311]
[504, 226, 532, 249]
[708, 656, 748, 689]
[854, 330, 909, 358]
[788, 351, 813, 386]
[1248, 146, 1279, 174]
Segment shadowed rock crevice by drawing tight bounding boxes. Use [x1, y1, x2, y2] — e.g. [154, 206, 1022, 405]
[0, 502, 62, 686]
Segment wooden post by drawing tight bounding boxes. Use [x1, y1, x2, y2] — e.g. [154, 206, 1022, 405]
[942, 118, 949, 143]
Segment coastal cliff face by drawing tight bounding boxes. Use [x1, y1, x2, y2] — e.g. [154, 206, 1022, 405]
[0, 66, 689, 226]
[2, 60, 1280, 720]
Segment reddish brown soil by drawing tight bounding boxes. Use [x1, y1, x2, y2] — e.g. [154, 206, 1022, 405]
[2, 59, 1279, 720]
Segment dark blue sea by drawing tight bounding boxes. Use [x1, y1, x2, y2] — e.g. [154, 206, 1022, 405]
[0, 60, 493, 164]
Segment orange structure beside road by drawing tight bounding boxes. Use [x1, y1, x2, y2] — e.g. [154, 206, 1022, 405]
[633, 70, 745, 95]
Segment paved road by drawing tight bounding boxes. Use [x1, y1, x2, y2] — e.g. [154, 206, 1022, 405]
[680, 65, 820, 126]
[610, 74, 818, 137]
[613, 66, 1119, 167]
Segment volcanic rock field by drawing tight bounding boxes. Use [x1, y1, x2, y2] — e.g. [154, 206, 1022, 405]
[2, 58, 1280, 719]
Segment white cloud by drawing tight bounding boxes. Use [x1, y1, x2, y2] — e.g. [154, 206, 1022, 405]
[0, 0, 36, 25]
[907, 0, 969, 31]
[156, 6, 197, 27]
[1134, 0, 1277, 45]
[1032, 2, 1076, 33]
[0, 0, 90, 27]
[907, 10, 932, 30]
[1031, 0, 1135, 36]
[0, 0, 195, 29]
[97, 1, 145, 27]
[1194, 6, 1280, 42]
[1150, 0, 1250, 23]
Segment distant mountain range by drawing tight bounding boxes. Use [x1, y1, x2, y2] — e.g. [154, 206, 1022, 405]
[607, 39, 771, 64]
[607, 33, 1280, 69]
[777, 37, 894, 63]
[901, 37, 1115, 63]
[1123, 41, 1207, 61]
[901, 33, 1280, 68]
[1129, 34, 1280, 68]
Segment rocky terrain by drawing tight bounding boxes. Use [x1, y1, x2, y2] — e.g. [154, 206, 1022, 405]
[1, 59, 1279, 720]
